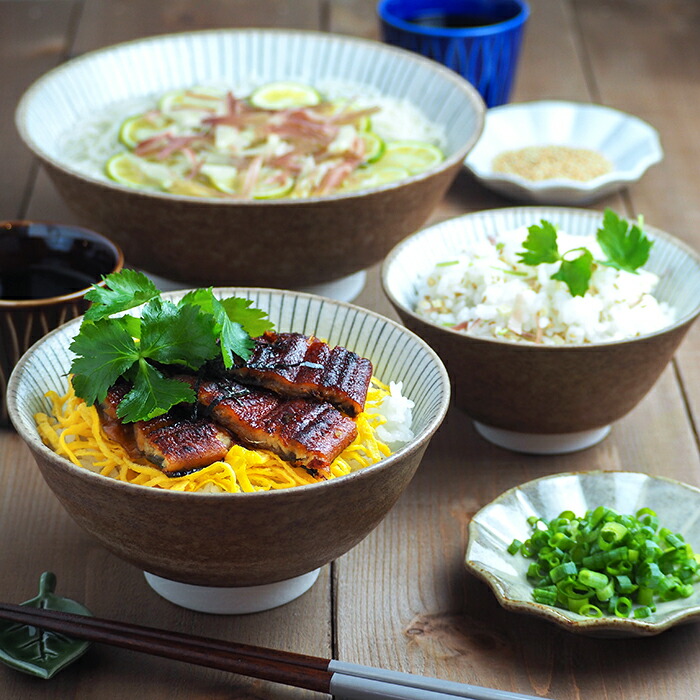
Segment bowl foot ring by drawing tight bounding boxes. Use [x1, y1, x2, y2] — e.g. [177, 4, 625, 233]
[144, 567, 321, 614]
[473, 422, 611, 455]
[295, 269, 366, 302]
[143, 269, 367, 303]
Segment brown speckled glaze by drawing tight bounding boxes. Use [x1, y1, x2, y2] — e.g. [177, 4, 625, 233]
[7, 289, 450, 587]
[42, 160, 462, 288]
[16, 29, 485, 289]
[392, 314, 694, 433]
[24, 431, 429, 586]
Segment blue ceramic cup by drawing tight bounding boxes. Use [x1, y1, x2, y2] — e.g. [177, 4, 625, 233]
[377, 0, 529, 108]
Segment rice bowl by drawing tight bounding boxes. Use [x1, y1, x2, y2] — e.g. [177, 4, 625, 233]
[414, 225, 675, 345]
[7, 288, 450, 611]
[382, 206, 700, 454]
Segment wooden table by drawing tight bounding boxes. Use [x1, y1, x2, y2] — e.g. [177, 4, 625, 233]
[2, 1, 700, 697]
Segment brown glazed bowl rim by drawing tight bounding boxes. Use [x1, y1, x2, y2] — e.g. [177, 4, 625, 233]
[15, 28, 485, 208]
[7, 287, 451, 502]
[0, 219, 124, 309]
[381, 206, 700, 351]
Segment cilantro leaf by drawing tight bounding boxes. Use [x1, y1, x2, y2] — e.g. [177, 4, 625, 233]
[182, 289, 272, 366]
[596, 208, 653, 273]
[84, 269, 160, 321]
[69, 270, 275, 422]
[211, 297, 254, 368]
[116, 360, 196, 423]
[551, 248, 594, 297]
[517, 221, 560, 266]
[139, 299, 219, 369]
[219, 296, 274, 337]
[69, 320, 140, 405]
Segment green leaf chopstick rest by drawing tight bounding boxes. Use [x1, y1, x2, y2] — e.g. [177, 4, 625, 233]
[0, 572, 92, 679]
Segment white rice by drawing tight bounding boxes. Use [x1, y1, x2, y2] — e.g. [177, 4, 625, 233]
[414, 227, 675, 345]
[59, 80, 446, 182]
[374, 381, 415, 448]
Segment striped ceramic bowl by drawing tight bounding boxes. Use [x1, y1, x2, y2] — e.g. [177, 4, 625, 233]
[382, 206, 700, 454]
[7, 289, 449, 613]
[15, 29, 485, 296]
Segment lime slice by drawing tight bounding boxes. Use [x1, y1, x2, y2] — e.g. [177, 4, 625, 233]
[249, 81, 321, 110]
[201, 164, 239, 194]
[252, 169, 295, 199]
[119, 113, 173, 149]
[159, 86, 226, 115]
[341, 165, 409, 192]
[359, 132, 385, 164]
[379, 141, 444, 175]
[105, 153, 172, 189]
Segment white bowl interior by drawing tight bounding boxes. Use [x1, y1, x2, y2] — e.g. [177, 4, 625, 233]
[9, 288, 450, 461]
[383, 206, 700, 339]
[466, 471, 700, 635]
[17, 29, 484, 184]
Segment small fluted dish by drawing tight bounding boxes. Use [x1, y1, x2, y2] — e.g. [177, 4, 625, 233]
[464, 101, 663, 204]
[466, 471, 700, 637]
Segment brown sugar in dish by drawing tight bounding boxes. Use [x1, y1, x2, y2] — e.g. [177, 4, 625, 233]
[492, 145, 613, 182]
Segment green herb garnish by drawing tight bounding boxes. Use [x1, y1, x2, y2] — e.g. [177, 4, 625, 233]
[509, 507, 700, 619]
[517, 208, 653, 296]
[69, 270, 273, 423]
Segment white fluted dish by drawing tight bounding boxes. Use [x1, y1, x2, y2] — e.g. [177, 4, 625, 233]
[464, 101, 663, 204]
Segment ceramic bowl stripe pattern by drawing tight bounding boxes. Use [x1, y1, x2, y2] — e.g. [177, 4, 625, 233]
[384, 207, 700, 336]
[9, 289, 449, 449]
[17, 29, 483, 177]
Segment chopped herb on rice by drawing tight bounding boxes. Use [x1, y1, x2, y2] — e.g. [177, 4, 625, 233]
[415, 227, 675, 345]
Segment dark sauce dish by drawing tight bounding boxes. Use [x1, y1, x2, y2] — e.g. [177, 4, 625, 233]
[0, 220, 123, 306]
[0, 221, 123, 425]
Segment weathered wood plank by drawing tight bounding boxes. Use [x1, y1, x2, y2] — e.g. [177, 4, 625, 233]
[0, 1, 77, 218]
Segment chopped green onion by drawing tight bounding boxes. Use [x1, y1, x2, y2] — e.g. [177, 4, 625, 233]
[507, 539, 523, 555]
[436, 260, 459, 267]
[578, 569, 609, 590]
[614, 596, 632, 618]
[509, 505, 700, 619]
[578, 604, 603, 618]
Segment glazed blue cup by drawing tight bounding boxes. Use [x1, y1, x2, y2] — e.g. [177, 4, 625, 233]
[377, 0, 529, 108]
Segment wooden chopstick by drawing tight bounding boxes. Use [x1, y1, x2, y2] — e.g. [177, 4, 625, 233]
[0, 603, 550, 700]
[0, 602, 331, 693]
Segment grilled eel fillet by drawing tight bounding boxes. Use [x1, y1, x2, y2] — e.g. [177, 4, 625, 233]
[193, 376, 357, 476]
[230, 332, 372, 417]
[99, 383, 233, 475]
[100, 376, 357, 477]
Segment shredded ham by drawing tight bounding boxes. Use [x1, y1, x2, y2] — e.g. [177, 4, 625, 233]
[239, 155, 264, 198]
[117, 85, 433, 199]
